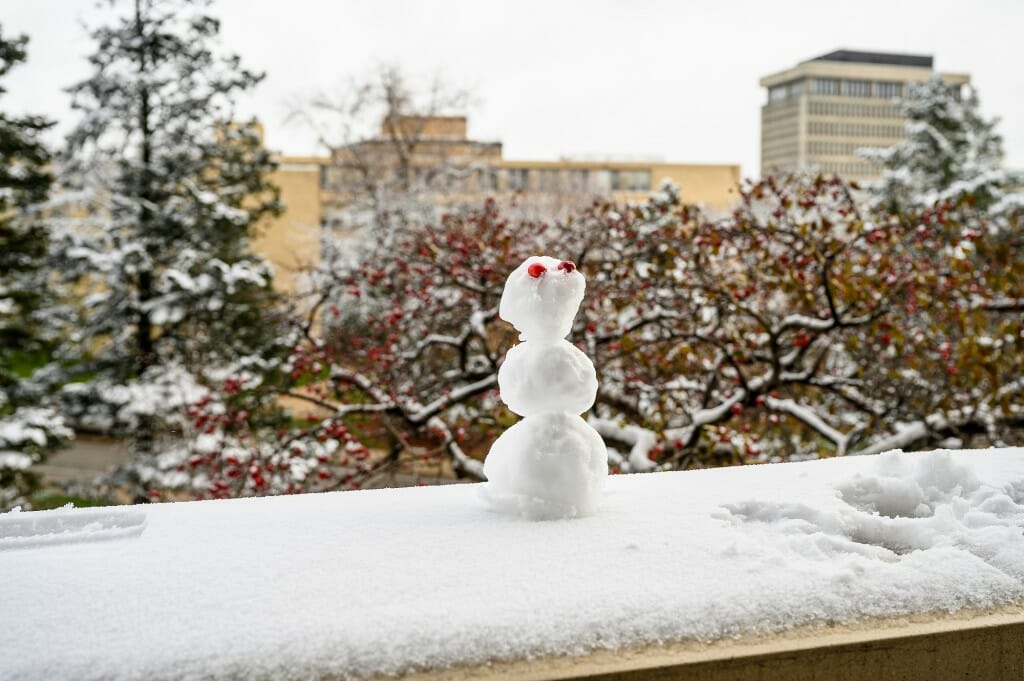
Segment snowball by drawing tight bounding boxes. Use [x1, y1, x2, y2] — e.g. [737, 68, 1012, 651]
[482, 413, 608, 520]
[837, 449, 981, 519]
[498, 340, 598, 417]
[498, 255, 585, 342]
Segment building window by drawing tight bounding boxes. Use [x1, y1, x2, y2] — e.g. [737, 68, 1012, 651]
[768, 85, 787, 103]
[875, 81, 903, 99]
[480, 169, 498, 192]
[537, 169, 560, 192]
[619, 170, 651, 191]
[320, 165, 342, 189]
[569, 169, 590, 192]
[591, 170, 612, 192]
[812, 78, 841, 96]
[506, 168, 528, 191]
[843, 80, 871, 98]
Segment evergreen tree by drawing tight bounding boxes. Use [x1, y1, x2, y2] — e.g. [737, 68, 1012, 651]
[0, 27, 72, 509]
[53, 0, 282, 491]
[862, 76, 1009, 213]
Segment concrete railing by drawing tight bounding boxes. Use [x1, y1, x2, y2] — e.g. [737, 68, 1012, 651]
[402, 609, 1024, 681]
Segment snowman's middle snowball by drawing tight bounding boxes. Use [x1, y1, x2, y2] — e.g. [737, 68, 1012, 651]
[498, 340, 598, 417]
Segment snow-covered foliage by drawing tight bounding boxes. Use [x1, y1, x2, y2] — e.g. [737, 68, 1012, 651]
[580, 176, 1022, 468]
[200, 173, 1019, 497]
[146, 364, 374, 499]
[0, 28, 71, 509]
[38, 54, 1015, 502]
[859, 76, 1017, 217]
[3, 449, 1024, 680]
[49, 0, 283, 494]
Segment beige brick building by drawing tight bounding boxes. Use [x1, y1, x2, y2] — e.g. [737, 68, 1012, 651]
[254, 116, 741, 292]
[760, 50, 970, 180]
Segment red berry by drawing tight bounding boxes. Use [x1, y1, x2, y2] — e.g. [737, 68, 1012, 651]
[557, 260, 576, 273]
[527, 262, 546, 278]
[731, 404, 743, 415]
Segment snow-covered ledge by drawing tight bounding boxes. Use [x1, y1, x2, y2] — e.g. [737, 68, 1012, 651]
[3, 449, 1024, 681]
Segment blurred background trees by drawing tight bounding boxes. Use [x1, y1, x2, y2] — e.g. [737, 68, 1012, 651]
[0, 26, 71, 508]
[47, 0, 283, 499]
[861, 75, 1018, 218]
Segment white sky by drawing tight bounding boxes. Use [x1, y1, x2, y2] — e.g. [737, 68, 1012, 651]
[4, 0, 1023, 178]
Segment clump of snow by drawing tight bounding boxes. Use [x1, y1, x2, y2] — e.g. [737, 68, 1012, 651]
[0, 452, 33, 470]
[497, 340, 598, 416]
[2, 449, 1024, 681]
[838, 449, 980, 519]
[484, 256, 606, 520]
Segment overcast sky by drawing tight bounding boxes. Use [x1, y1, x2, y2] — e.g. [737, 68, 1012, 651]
[4, 0, 1023, 178]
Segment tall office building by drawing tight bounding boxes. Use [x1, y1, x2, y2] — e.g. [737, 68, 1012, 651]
[760, 50, 970, 180]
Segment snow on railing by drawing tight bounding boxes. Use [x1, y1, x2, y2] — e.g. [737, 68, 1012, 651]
[2, 448, 1023, 681]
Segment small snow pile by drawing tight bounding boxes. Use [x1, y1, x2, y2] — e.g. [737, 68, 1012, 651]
[0, 506, 146, 551]
[836, 450, 1024, 579]
[2, 449, 1024, 681]
[482, 256, 606, 520]
[717, 449, 1024, 610]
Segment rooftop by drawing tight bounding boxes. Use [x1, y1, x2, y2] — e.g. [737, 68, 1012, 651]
[3, 448, 1023, 680]
[805, 49, 934, 68]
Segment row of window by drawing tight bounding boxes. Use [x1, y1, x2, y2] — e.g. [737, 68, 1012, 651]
[762, 141, 798, 160]
[768, 78, 906, 103]
[500, 168, 651, 193]
[762, 130, 796, 144]
[807, 120, 906, 139]
[761, 154, 798, 167]
[761, 121, 799, 142]
[761, 106, 799, 127]
[319, 165, 652, 193]
[808, 141, 888, 156]
[812, 161, 882, 177]
[807, 101, 903, 120]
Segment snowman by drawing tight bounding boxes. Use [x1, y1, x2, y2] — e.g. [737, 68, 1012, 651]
[481, 255, 608, 520]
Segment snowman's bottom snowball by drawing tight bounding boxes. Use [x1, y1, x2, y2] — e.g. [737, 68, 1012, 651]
[481, 412, 608, 520]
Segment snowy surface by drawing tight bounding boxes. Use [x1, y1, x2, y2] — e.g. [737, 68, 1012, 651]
[3, 448, 1024, 681]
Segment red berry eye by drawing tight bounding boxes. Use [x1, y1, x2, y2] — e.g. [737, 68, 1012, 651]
[557, 260, 576, 273]
[527, 263, 546, 278]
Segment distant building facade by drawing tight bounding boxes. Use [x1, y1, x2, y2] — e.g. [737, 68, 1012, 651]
[255, 116, 741, 292]
[759, 50, 970, 180]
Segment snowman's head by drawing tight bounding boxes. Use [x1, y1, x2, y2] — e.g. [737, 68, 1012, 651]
[499, 255, 586, 342]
